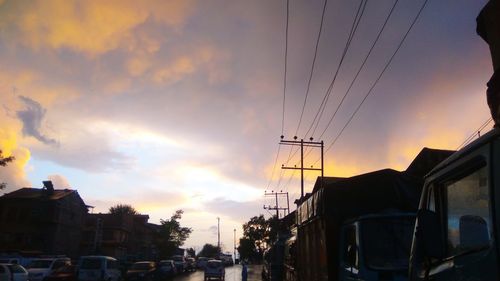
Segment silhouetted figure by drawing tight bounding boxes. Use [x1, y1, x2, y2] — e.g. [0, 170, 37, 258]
[477, 0, 500, 127]
[241, 263, 248, 281]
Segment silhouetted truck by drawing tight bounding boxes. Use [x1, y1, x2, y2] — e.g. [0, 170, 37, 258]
[408, 1, 500, 280]
[295, 169, 423, 281]
[409, 128, 500, 280]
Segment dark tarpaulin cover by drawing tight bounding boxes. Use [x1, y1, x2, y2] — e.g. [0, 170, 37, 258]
[297, 169, 421, 225]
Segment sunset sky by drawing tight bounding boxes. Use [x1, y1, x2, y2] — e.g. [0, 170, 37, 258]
[0, 0, 493, 252]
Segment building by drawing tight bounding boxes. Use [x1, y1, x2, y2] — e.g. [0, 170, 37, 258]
[80, 213, 158, 260]
[0, 181, 88, 257]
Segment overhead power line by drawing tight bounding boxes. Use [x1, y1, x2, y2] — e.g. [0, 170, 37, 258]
[456, 118, 493, 150]
[281, 0, 290, 137]
[282, 0, 367, 168]
[265, 143, 282, 191]
[320, 0, 429, 161]
[318, 0, 399, 140]
[267, 0, 290, 192]
[295, 0, 329, 137]
[307, 0, 368, 139]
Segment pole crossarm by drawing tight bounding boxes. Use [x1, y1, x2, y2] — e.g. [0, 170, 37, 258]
[279, 138, 324, 199]
[279, 140, 323, 145]
[281, 166, 322, 171]
[263, 191, 291, 218]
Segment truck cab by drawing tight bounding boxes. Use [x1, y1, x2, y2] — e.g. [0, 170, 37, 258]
[409, 128, 500, 281]
[339, 213, 415, 281]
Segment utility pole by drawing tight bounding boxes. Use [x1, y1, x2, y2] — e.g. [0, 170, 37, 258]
[233, 228, 236, 262]
[280, 137, 324, 199]
[217, 217, 220, 253]
[263, 190, 290, 218]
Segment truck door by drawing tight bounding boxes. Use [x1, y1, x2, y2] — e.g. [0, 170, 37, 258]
[339, 224, 361, 281]
[416, 148, 498, 281]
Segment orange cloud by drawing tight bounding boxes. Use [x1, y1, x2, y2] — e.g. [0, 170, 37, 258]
[0, 0, 195, 55]
[0, 120, 31, 190]
[153, 56, 196, 84]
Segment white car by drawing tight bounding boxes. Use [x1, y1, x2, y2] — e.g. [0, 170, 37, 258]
[0, 263, 29, 281]
[204, 260, 225, 281]
[77, 256, 121, 281]
[27, 258, 71, 281]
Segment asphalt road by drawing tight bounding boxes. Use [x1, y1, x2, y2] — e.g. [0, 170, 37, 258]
[171, 265, 262, 281]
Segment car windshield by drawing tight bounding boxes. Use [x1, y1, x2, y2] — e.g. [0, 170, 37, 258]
[131, 263, 152, 270]
[207, 261, 222, 268]
[159, 262, 172, 268]
[54, 265, 74, 273]
[8, 265, 27, 273]
[361, 216, 415, 270]
[171, 256, 183, 262]
[79, 259, 102, 270]
[28, 260, 53, 269]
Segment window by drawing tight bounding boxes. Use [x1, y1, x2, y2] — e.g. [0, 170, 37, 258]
[427, 185, 436, 212]
[80, 258, 102, 270]
[107, 260, 117, 269]
[445, 166, 491, 256]
[8, 264, 27, 273]
[52, 260, 67, 269]
[361, 216, 415, 270]
[342, 225, 358, 269]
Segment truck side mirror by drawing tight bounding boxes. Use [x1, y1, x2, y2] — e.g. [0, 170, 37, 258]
[417, 209, 445, 259]
[459, 215, 489, 249]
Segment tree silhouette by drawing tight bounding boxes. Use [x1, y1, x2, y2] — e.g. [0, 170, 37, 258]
[186, 247, 196, 257]
[108, 204, 139, 215]
[238, 214, 279, 262]
[197, 244, 219, 258]
[0, 149, 15, 190]
[156, 210, 192, 258]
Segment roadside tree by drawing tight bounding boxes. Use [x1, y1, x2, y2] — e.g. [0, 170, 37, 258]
[156, 210, 192, 258]
[197, 243, 220, 258]
[186, 247, 196, 257]
[109, 204, 139, 215]
[238, 214, 279, 262]
[0, 149, 15, 190]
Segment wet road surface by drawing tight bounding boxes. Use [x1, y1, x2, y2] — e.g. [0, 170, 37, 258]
[170, 265, 262, 281]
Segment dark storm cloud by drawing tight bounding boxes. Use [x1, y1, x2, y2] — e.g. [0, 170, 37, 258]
[16, 96, 58, 146]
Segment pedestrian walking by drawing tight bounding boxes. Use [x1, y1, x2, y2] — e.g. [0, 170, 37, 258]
[241, 262, 248, 281]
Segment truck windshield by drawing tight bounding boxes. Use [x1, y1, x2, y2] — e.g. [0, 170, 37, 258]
[361, 216, 415, 270]
[28, 260, 53, 269]
[79, 258, 102, 270]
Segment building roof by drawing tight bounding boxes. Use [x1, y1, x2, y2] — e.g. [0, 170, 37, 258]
[405, 147, 456, 178]
[311, 176, 346, 193]
[1, 187, 76, 200]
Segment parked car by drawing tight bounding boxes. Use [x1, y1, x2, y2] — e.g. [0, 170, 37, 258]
[204, 260, 225, 281]
[0, 256, 35, 267]
[185, 258, 195, 272]
[218, 254, 233, 267]
[0, 263, 29, 281]
[77, 256, 121, 281]
[0, 258, 20, 264]
[27, 258, 71, 281]
[44, 265, 76, 281]
[125, 262, 156, 281]
[196, 257, 208, 269]
[170, 256, 185, 273]
[157, 260, 176, 278]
